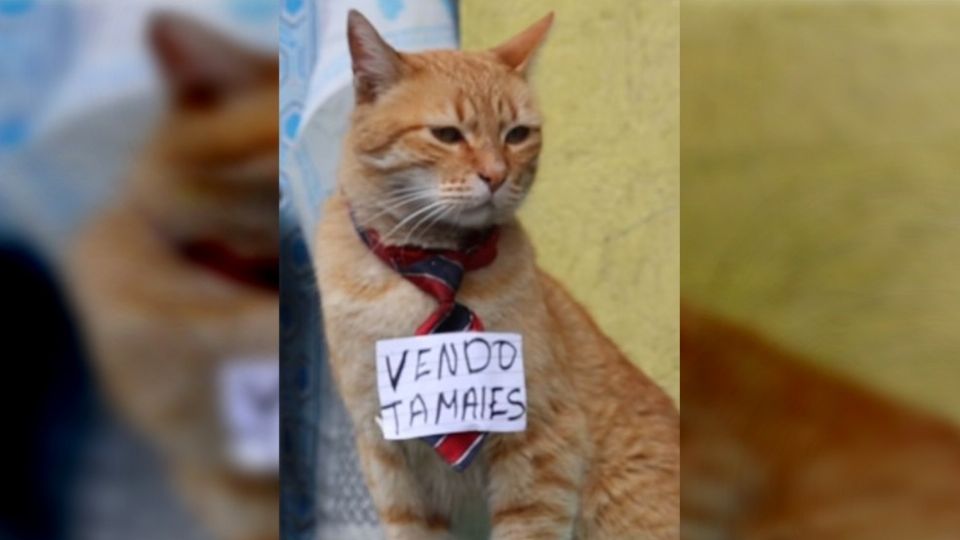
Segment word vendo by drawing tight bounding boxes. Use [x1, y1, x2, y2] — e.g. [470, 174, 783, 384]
[375, 332, 527, 440]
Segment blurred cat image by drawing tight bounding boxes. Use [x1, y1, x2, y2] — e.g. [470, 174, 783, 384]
[67, 14, 279, 540]
[681, 304, 960, 539]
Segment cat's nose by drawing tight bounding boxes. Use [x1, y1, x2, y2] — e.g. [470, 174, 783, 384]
[478, 172, 506, 193]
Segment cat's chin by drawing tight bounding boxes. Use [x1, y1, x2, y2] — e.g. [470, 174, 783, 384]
[442, 203, 498, 230]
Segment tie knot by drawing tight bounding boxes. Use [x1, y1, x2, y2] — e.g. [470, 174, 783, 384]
[353, 221, 499, 303]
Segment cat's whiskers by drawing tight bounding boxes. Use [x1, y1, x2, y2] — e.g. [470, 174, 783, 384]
[386, 184, 430, 197]
[405, 201, 450, 243]
[379, 200, 446, 246]
[357, 190, 434, 226]
[403, 202, 452, 246]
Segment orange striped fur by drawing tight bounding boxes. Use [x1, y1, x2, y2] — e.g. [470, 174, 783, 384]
[313, 11, 678, 539]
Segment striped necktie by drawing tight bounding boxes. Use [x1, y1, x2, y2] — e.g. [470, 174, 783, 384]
[354, 223, 500, 471]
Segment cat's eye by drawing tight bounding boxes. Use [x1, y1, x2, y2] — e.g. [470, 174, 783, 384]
[430, 126, 464, 144]
[505, 126, 531, 145]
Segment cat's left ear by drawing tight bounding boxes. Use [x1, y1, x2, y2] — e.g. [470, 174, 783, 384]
[490, 12, 554, 75]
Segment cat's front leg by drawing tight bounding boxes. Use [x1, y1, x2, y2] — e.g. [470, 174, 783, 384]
[485, 422, 587, 540]
[354, 434, 453, 540]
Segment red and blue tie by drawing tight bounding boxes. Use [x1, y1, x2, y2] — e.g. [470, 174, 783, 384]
[354, 223, 500, 471]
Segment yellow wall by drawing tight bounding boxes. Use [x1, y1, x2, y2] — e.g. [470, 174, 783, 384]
[682, 1, 960, 423]
[462, 1, 680, 401]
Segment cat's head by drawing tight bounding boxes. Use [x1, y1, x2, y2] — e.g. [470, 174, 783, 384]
[134, 13, 278, 258]
[343, 10, 553, 237]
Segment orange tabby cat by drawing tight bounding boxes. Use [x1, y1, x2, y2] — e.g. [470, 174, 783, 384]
[313, 11, 679, 540]
[681, 304, 960, 539]
[67, 14, 278, 540]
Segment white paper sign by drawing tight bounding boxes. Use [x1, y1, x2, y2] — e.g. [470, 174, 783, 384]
[218, 358, 280, 474]
[376, 332, 527, 440]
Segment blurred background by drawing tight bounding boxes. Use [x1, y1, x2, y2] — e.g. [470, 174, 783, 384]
[681, 0, 960, 537]
[0, 2, 278, 540]
[682, 0, 960, 425]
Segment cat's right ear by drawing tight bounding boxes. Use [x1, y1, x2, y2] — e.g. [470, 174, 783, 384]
[347, 10, 404, 104]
